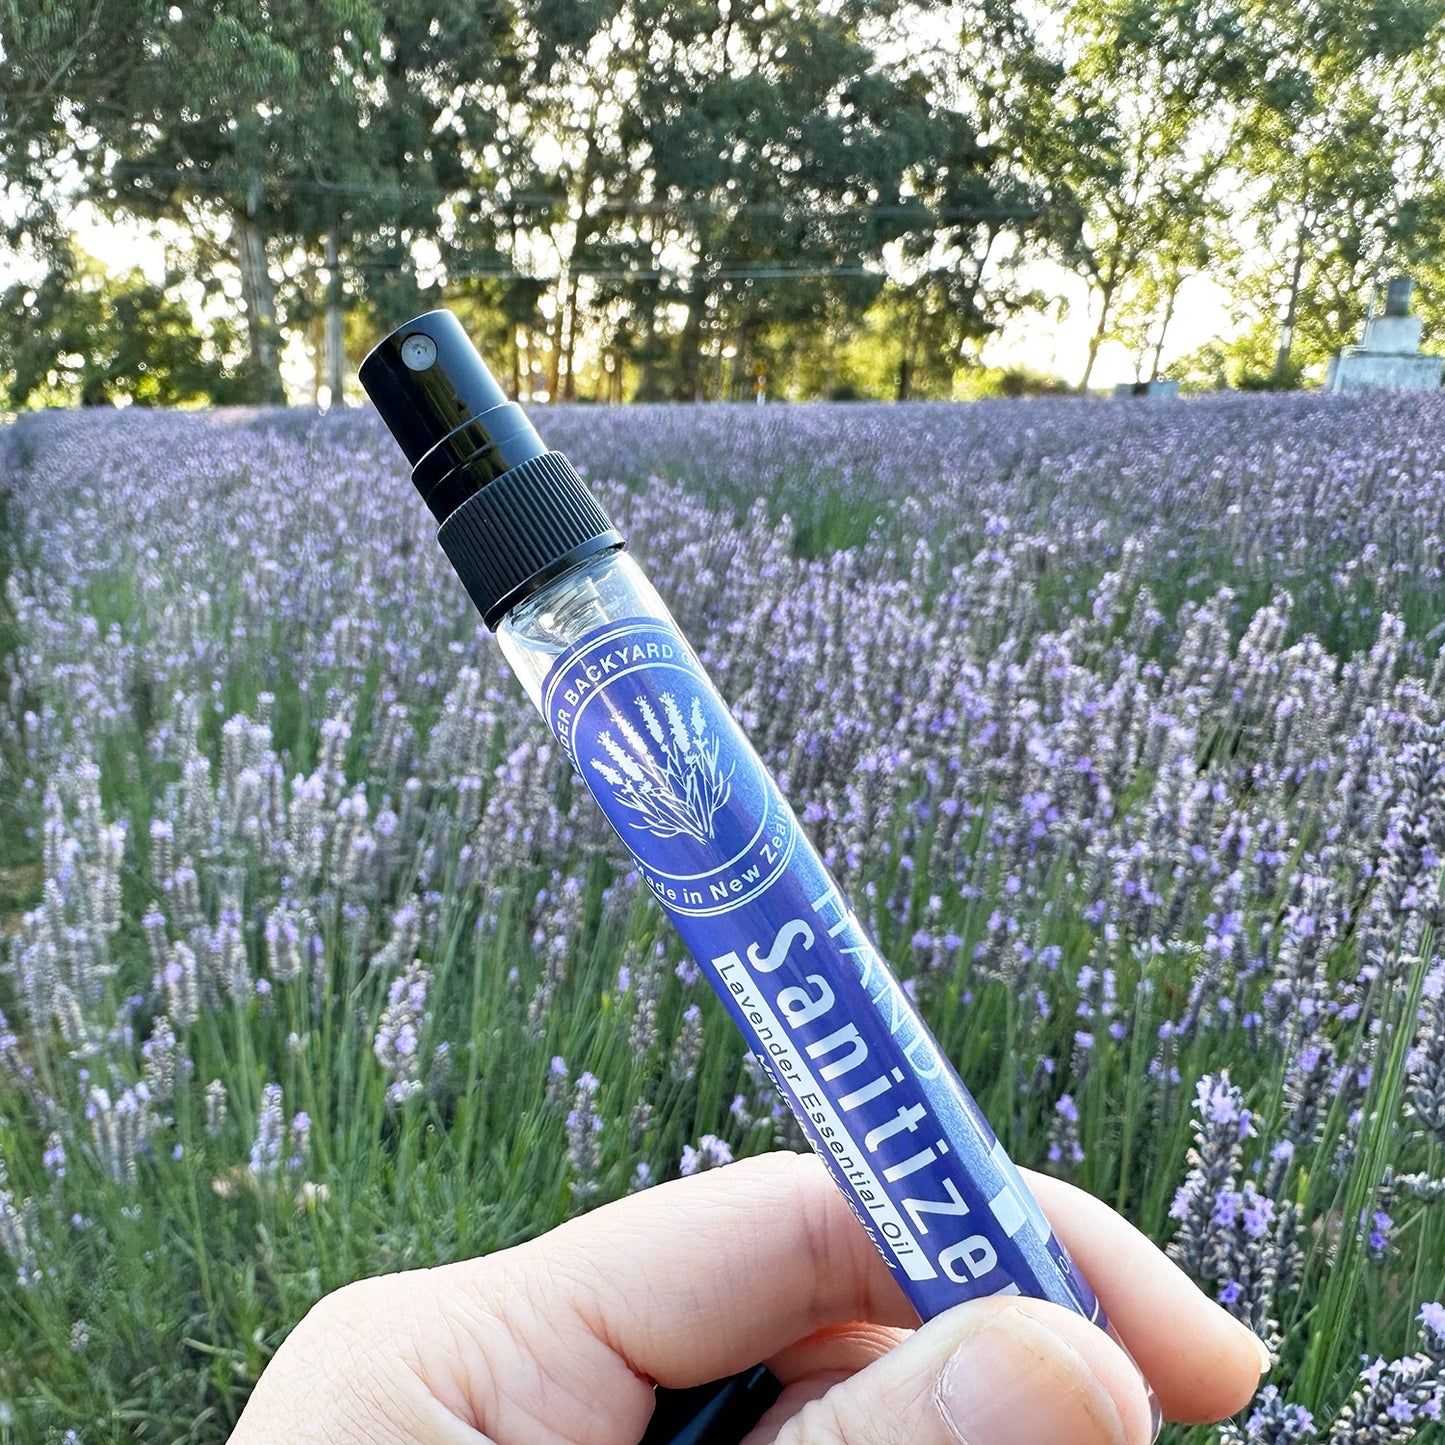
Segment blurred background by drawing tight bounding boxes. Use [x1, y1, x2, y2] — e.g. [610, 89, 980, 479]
[3, 0, 1444, 408]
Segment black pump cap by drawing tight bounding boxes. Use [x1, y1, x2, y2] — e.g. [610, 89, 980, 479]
[358, 310, 509, 469]
[359, 309, 554, 521]
[360, 309, 623, 629]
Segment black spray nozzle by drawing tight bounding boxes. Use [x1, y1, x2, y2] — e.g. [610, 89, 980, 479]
[359, 309, 547, 522]
[360, 309, 623, 629]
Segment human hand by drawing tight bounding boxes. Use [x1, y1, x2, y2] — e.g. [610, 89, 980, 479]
[231, 1151, 1269, 1444]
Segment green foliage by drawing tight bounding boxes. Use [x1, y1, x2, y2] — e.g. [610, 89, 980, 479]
[1017, 0, 1266, 389]
[1171, 322, 1309, 393]
[957, 364, 1076, 399]
[0, 0, 513, 401]
[0, 249, 243, 409]
[1217, 0, 1445, 379]
[4, 0, 1445, 401]
[6, 401, 1445, 1436]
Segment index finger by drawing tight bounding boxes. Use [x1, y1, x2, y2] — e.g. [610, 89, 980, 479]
[438, 1152, 1263, 1443]
[1024, 1170, 1271, 1424]
[442, 1152, 915, 1442]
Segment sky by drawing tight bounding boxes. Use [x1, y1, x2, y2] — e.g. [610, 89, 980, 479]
[982, 268, 1237, 387]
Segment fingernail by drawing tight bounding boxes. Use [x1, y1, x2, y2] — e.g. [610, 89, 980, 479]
[935, 1307, 1130, 1445]
[1103, 1321, 1162, 1442]
[1236, 1318, 1273, 1376]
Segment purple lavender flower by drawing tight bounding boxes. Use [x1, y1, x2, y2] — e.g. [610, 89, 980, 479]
[671, 1002, 704, 1083]
[680, 1135, 734, 1176]
[566, 1072, 604, 1199]
[0, 1151, 39, 1287]
[204, 1079, 227, 1138]
[1219, 1384, 1315, 1443]
[373, 960, 431, 1105]
[20, 385, 1445, 1430]
[88, 1085, 152, 1186]
[1169, 1073, 1298, 1345]
[1047, 1093, 1084, 1173]
[249, 1083, 286, 1179]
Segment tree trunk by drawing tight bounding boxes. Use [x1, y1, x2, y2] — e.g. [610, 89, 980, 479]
[558, 95, 607, 403]
[675, 270, 710, 401]
[560, 267, 583, 401]
[508, 218, 522, 400]
[636, 301, 663, 400]
[1079, 279, 1117, 392]
[234, 207, 285, 404]
[1274, 222, 1309, 383]
[324, 228, 344, 407]
[546, 298, 563, 400]
[897, 294, 921, 401]
[1149, 278, 1180, 383]
[310, 315, 323, 404]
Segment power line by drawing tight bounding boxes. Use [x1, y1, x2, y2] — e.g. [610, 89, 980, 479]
[346, 262, 877, 281]
[106, 162, 1043, 222]
[268, 254, 880, 284]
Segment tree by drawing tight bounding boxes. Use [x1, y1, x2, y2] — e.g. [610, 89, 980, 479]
[0, 245, 242, 407]
[1, 2, 519, 402]
[1227, 0, 1445, 380]
[878, 1, 1057, 399]
[0, 3, 139, 277]
[610, 0, 1010, 400]
[1021, 0, 1257, 390]
[1396, 24, 1445, 346]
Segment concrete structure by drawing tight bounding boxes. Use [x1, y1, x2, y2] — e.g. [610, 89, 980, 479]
[1112, 380, 1180, 399]
[1327, 276, 1442, 392]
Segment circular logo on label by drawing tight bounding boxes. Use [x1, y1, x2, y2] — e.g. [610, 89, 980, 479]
[544, 620, 796, 915]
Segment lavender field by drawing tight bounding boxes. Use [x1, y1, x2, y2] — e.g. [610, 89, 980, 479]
[5, 393, 1445, 1441]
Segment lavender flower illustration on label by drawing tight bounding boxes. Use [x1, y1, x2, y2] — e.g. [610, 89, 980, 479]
[547, 618, 796, 918]
[592, 693, 735, 842]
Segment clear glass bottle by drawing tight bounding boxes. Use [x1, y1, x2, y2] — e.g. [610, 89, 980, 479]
[361, 312, 1159, 1434]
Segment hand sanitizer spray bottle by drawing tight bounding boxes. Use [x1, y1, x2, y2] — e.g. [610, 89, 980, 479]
[360, 312, 1158, 1429]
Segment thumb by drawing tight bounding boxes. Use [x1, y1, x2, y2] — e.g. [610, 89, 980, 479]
[748, 1299, 1156, 1445]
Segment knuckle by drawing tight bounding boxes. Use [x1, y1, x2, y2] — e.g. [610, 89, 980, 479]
[309, 1274, 402, 1332]
[300, 1274, 420, 1366]
[282, 1275, 438, 1436]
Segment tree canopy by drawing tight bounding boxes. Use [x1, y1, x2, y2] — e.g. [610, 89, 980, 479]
[2, 0, 1443, 404]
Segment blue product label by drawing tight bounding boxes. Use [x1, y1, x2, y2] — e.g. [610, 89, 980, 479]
[544, 616, 1102, 1325]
